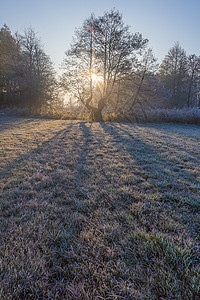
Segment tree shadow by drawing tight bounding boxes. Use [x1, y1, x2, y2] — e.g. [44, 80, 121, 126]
[134, 122, 200, 141]
[0, 122, 75, 179]
[0, 121, 93, 202]
[122, 123, 200, 162]
[0, 116, 36, 133]
[71, 122, 92, 191]
[109, 122, 199, 185]
[0, 120, 199, 299]
[100, 122, 200, 215]
[99, 122, 199, 245]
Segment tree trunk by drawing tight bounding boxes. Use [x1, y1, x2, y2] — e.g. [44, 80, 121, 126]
[187, 70, 194, 107]
[85, 96, 105, 122]
[92, 107, 103, 122]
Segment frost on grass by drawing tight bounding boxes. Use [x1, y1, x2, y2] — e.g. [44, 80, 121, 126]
[0, 117, 200, 299]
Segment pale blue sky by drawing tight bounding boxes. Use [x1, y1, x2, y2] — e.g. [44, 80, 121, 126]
[1, 0, 200, 73]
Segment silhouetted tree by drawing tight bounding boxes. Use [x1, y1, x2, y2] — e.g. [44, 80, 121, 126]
[187, 54, 200, 107]
[0, 26, 61, 111]
[159, 43, 188, 107]
[17, 28, 57, 110]
[61, 9, 148, 121]
[121, 49, 158, 114]
[0, 24, 20, 107]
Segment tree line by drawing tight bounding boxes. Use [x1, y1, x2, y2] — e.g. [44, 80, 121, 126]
[1, 10, 200, 121]
[0, 25, 61, 112]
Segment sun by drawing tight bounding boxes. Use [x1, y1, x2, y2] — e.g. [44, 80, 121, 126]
[92, 73, 98, 82]
[91, 73, 103, 83]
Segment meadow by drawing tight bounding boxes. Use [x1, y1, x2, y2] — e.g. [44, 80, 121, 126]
[0, 116, 199, 299]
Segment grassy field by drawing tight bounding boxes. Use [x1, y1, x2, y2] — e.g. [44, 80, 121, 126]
[0, 116, 200, 299]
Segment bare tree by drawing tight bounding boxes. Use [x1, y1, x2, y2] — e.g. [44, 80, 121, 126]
[0, 24, 21, 107]
[121, 49, 158, 113]
[187, 54, 200, 107]
[61, 9, 148, 121]
[17, 28, 58, 110]
[159, 43, 188, 106]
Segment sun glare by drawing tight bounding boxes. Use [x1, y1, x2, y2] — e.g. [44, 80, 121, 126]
[92, 73, 98, 81]
[91, 73, 103, 84]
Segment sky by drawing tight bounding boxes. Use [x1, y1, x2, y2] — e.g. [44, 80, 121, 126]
[1, 0, 200, 73]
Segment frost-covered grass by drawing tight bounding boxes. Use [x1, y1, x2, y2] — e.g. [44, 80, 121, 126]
[0, 117, 200, 299]
[130, 107, 200, 124]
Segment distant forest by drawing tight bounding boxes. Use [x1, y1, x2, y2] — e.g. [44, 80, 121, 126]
[0, 10, 200, 121]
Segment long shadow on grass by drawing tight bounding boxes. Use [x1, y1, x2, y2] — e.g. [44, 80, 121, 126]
[0, 122, 75, 180]
[0, 121, 93, 200]
[100, 122, 200, 253]
[116, 123, 200, 185]
[100, 122, 200, 212]
[136, 122, 200, 140]
[0, 121, 199, 299]
[125, 123, 200, 162]
[71, 122, 92, 192]
[0, 121, 94, 298]
[0, 116, 39, 133]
